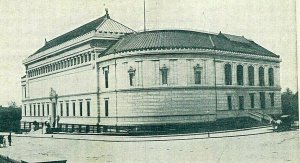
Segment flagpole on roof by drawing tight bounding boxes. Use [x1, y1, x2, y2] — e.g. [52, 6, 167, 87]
[144, 0, 146, 31]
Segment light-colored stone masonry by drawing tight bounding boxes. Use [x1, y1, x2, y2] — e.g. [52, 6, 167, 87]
[96, 51, 281, 126]
[21, 44, 281, 127]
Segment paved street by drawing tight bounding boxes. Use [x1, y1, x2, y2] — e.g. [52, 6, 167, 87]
[0, 128, 299, 163]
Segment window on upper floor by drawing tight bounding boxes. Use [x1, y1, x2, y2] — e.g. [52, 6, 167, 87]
[259, 67, 265, 86]
[73, 102, 76, 116]
[42, 103, 44, 117]
[66, 103, 69, 116]
[225, 64, 232, 85]
[160, 64, 168, 85]
[128, 66, 136, 86]
[268, 68, 274, 86]
[237, 65, 244, 85]
[38, 104, 40, 116]
[81, 55, 84, 63]
[87, 101, 90, 117]
[47, 103, 49, 116]
[60, 103, 63, 116]
[30, 104, 32, 116]
[33, 104, 36, 116]
[79, 101, 83, 116]
[248, 66, 254, 86]
[194, 64, 202, 84]
[88, 53, 91, 61]
[105, 70, 109, 88]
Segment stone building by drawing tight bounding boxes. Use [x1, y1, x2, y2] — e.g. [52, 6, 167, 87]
[21, 11, 281, 132]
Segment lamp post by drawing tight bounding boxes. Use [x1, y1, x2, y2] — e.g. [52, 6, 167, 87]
[49, 88, 58, 128]
[207, 110, 210, 138]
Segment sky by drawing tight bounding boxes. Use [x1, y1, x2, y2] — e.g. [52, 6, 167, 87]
[0, 0, 297, 106]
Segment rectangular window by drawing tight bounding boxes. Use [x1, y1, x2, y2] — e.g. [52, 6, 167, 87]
[47, 103, 49, 116]
[260, 92, 265, 109]
[225, 64, 232, 85]
[60, 103, 63, 116]
[24, 105, 26, 116]
[227, 96, 232, 110]
[66, 103, 69, 116]
[88, 54, 91, 61]
[105, 70, 109, 88]
[161, 70, 168, 85]
[73, 102, 76, 116]
[38, 104, 40, 116]
[79, 101, 83, 116]
[34, 105, 36, 116]
[30, 104, 32, 116]
[195, 71, 201, 84]
[105, 100, 109, 117]
[24, 87, 27, 98]
[249, 93, 255, 109]
[129, 73, 134, 86]
[42, 104, 45, 116]
[87, 101, 90, 116]
[270, 93, 275, 107]
[239, 96, 244, 110]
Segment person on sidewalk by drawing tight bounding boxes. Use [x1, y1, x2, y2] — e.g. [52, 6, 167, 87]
[8, 132, 12, 146]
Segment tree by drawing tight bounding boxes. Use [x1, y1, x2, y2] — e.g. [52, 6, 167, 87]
[281, 88, 298, 120]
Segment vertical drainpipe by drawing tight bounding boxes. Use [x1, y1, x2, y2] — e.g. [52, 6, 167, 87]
[209, 35, 218, 120]
[96, 48, 100, 125]
[114, 53, 118, 131]
[214, 57, 218, 120]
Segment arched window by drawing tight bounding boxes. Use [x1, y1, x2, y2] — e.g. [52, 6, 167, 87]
[248, 66, 254, 86]
[268, 68, 274, 86]
[259, 67, 265, 86]
[225, 64, 232, 85]
[237, 65, 243, 85]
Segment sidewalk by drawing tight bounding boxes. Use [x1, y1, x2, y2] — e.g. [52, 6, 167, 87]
[2, 126, 275, 142]
[0, 127, 298, 163]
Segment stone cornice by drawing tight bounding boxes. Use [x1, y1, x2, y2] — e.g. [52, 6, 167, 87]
[99, 85, 281, 94]
[98, 48, 281, 64]
[22, 91, 98, 102]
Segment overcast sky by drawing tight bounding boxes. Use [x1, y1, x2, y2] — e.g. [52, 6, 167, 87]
[0, 0, 297, 106]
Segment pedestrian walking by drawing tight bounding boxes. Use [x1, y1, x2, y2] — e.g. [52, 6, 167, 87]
[8, 132, 12, 146]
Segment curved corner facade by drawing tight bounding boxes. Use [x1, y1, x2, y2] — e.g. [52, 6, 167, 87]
[97, 49, 281, 127]
[20, 14, 281, 132]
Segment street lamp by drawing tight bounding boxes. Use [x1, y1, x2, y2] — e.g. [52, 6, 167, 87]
[49, 88, 58, 128]
[207, 110, 210, 138]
